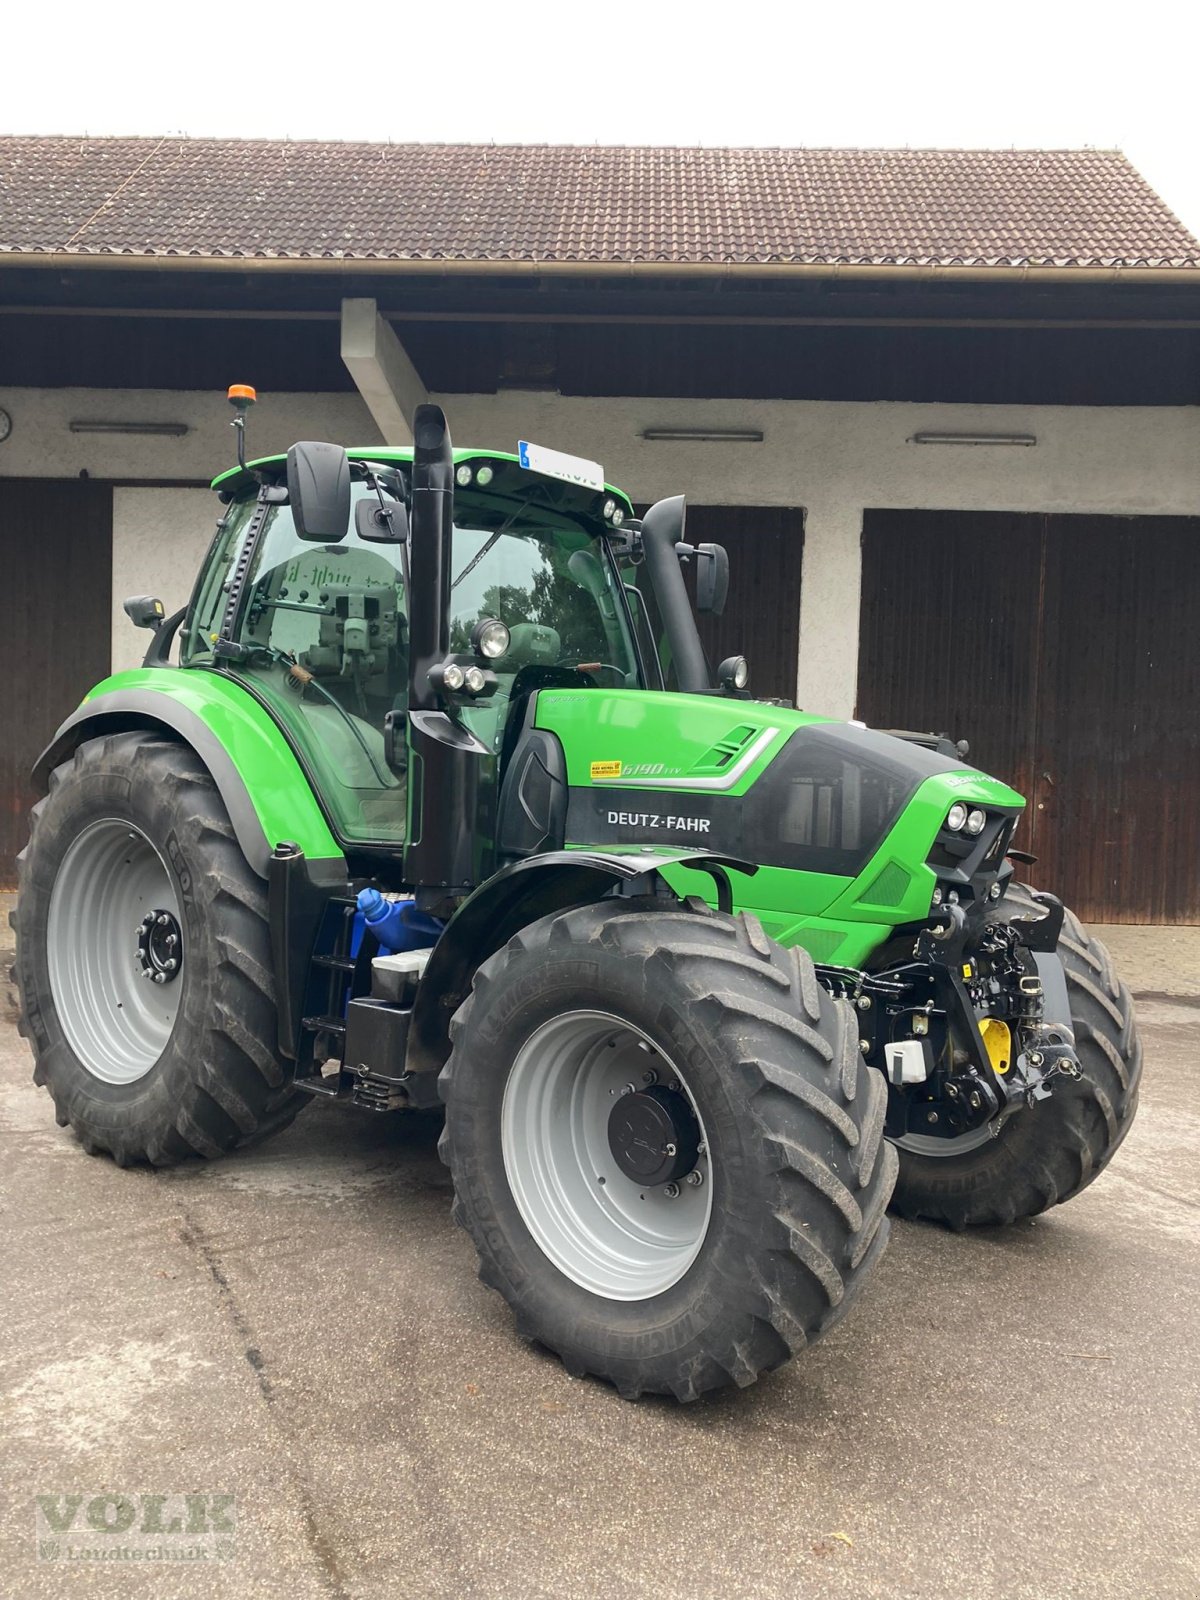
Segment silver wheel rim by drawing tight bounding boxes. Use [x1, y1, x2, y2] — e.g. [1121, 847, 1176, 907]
[894, 1123, 996, 1157]
[501, 1010, 713, 1301]
[47, 819, 183, 1085]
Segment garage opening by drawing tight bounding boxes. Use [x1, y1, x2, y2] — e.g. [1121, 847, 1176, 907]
[0, 480, 113, 887]
[856, 509, 1200, 924]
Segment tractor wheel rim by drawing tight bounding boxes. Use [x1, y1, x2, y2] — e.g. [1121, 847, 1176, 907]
[47, 818, 183, 1085]
[893, 1123, 996, 1156]
[501, 1010, 713, 1301]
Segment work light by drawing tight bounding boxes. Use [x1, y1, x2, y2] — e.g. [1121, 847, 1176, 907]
[946, 802, 968, 832]
[965, 808, 987, 836]
[471, 618, 511, 660]
[455, 464, 473, 487]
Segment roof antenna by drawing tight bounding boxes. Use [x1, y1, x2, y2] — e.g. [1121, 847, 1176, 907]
[226, 384, 257, 471]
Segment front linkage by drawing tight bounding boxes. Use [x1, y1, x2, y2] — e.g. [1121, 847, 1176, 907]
[818, 890, 1083, 1146]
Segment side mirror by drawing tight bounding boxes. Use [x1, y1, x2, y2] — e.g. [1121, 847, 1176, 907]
[287, 441, 351, 543]
[355, 496, 409, 544]
[124, 595, 166, 629]
[696, 543, 730, 617]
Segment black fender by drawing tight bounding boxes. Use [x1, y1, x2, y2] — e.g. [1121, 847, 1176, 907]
[32, 689, 275, 877]
[404, 847, 756, 1076]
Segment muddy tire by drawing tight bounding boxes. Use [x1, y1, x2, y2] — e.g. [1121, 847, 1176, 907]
[13, 732, 304, 1165]
[890, 883, 1142, 1228]
[438, 899, 897, 1400]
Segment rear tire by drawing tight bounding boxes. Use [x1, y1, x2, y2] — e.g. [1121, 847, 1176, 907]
[438, 899, 897, 1400]
[14, 732, 304, 1165]
[890, 883, 1142, 1228]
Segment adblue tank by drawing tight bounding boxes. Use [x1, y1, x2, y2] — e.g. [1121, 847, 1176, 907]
[354, 888, 443, 956]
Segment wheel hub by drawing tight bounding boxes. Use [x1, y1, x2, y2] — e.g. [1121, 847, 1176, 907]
[136, 909, 183, 985]
[607, 1085, 700, 1187]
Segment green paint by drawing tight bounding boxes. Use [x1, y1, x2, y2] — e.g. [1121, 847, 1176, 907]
[82, 668, 343, 861]
[537, 685, 1026, 966]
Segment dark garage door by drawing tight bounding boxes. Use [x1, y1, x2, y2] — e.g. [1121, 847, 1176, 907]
[1, 479, 113, 888]
[635, 505, 804, 703]
[857, 510, 1200, 924]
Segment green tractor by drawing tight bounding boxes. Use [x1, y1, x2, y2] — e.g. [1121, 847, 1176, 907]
[13, 398, 1140, 1400]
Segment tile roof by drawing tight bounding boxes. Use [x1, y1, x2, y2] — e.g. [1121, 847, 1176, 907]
[1, 137, 1197, 270]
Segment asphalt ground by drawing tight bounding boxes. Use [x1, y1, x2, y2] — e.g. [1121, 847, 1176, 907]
[1, 988, 1197, 1599]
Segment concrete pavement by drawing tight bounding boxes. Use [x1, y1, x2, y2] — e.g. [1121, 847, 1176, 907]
[0, 995, 1197, 1599]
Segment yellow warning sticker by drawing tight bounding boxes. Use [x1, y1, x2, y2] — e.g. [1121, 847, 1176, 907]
[590, 760, 623, 780]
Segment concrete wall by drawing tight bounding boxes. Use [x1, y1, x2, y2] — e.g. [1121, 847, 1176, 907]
[4, 384, 1199, 714]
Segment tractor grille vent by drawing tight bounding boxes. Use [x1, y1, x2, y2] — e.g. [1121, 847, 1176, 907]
[690, 724, 760, 776]
[858, 861, 913, 907]
[796, 927, 845, 962]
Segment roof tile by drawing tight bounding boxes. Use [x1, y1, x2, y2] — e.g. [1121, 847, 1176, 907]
[0, 138, 1196, 269]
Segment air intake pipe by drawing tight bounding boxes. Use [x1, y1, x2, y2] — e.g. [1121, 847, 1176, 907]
[639, 496, 711, 693]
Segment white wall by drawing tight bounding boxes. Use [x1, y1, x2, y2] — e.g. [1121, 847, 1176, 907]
[4, 384, 1199, 714]
[110, 488, 216, 673]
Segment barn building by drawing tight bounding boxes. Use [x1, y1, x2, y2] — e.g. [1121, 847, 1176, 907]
[1, 138, 1198, 922]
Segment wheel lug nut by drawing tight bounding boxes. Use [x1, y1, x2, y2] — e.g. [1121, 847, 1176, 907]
[622, 1082, 636, 1096]
[685, 1170, 704, 1187]
[663, 1142, 677, 1158]
[663, 1182, 680, 1199]
[153, 972, 166, 984]
[157, 913, 169, 926]
[166, 934, 177, 948]
[641, 1069, 657, 1085]
[164, 958, 178, 972]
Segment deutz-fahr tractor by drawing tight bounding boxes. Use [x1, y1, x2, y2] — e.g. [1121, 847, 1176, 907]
[13, 395, 1141, 1400]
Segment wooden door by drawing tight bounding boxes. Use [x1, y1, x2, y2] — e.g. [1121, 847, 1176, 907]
[857, 509, 1200, 924]
[0, 479, 113, 887]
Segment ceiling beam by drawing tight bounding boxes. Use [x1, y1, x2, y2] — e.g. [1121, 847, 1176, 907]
[339, 297, 428, 443]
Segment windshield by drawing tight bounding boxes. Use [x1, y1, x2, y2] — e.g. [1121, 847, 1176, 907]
[447, 520, 641, 749]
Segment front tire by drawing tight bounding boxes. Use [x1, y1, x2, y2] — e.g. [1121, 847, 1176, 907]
[438, 899, 897, 1400]
[890, 884, 1142, 1228]
[14, 732, 305, 1165]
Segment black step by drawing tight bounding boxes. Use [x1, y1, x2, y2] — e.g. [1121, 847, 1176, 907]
[312, 953, 358, 973]
[301, 1013, 347, 1037]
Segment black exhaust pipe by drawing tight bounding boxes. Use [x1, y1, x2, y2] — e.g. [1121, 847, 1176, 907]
[402, 405, 497, 901]
[408, 404, 454, 713]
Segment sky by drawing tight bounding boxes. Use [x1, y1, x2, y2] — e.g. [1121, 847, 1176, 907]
[6, 0, 1200, 235]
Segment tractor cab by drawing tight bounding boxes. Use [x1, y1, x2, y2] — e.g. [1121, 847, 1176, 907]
[189, 446, 644, 851]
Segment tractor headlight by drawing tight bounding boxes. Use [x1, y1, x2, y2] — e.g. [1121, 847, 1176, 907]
[472, 617, 510, 660]
[476, 464, 494, 486]
[455, 464, 473, 487]
[441, 662, 466, 692]
[945, 802, 969, 832]
[611, 507, 625, 527]
[965, 807, 987, 836]
[602, 497, 617, 521]
[717, 655, 750, 692]
[463, 665, 487, 695]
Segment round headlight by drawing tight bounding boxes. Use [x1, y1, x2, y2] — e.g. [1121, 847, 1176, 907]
[442, 662, 465, 692]
[965, 807, 987, 836]
[463, 665, 487, 695]
[945, 802, 969, 832]
[475, 464, 494, 486]
[611, 507, 625, 527]
[602, 497, 617, 521]
[931, 887, 943, 906]
[472, 617, 510, 660]
[455, 464, 473, 487]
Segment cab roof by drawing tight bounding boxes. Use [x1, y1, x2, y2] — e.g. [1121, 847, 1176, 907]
[211, 446, 634, 511]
